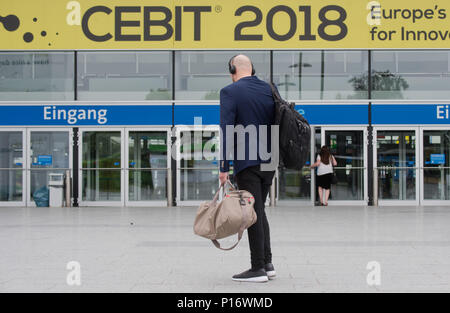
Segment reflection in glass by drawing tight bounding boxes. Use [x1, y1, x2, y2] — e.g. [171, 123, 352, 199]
[129, 170, 167, 201]
[377, 131, 416, 200]
[378, 168, 416, 201]
[179, 130, 219, 169]
[128, 132, 168, 202]
[175, 51, 270, 100]
[330, 169, 364, 200]
[180, 169, 219, 201]
[0, 52, 74, 101]
[82, 170, 121, 201]
[129, 132, 167, 169]
[179, 130, 219, 201]
[323, 131, 364, 201]
[82, 132, 121, 202]
[29, 131, 70, 205]
[0, 132, 23, 169]
[423, 130, 450, 200]
[30, 132, 69, 169]
[0, 170, 22, 201]
[278, 168, 311, 200]
[77, 52, 172, 100]
[82, 132, 121, 169]
[372, 51, 450, 99]
[273, 51, 368, 100]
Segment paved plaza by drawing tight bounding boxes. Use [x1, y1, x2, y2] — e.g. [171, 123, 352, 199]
[1, 204, 450, 293]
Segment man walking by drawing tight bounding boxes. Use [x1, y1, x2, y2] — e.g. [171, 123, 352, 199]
[219, 54, 276, 283]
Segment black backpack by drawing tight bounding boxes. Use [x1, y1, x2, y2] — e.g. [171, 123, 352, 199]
[270, 83, 311, 170]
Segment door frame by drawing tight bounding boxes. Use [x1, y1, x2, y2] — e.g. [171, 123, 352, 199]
[124, 127, 172, 207]
[26, 127, 73, 207]
[419, 126, 450, 206]
[320, 126, 368, 206]
[175, 125, 220, 206]
[78, 127, 125, 207]
[0, 128, 27, 207]
[373, 126, 420, 206]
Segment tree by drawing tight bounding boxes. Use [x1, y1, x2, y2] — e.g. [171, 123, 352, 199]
[349, 70, 409, 99]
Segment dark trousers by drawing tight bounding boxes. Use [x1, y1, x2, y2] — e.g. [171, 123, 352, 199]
[235, 165, 275, 270]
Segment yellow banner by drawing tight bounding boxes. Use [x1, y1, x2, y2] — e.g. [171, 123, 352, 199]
[1, 0, 450, 50]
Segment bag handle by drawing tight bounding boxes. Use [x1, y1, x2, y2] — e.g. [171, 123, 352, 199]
[211, 188, 252, 251]
[211, 179, 237, 205]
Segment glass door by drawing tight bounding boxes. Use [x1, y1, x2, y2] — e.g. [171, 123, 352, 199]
[79, 129, 124, 206]
[421, 128, 450, 205]
[27, 129, 72, 207]
[374, 128, 419, 206]
[277, 126, 316, 205]
[125, 129, 170, 206]
[176, 126, 220, 206]
[320, 127, 368, 205]
[0, 130, 25, 206]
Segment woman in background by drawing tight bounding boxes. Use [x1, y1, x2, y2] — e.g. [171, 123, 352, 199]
[310, 146, 337, 206]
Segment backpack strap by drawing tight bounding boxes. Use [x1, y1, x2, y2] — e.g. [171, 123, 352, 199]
[269, 82, 282, 102]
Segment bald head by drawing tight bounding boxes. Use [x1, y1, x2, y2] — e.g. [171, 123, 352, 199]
[230, 55, 253, 81]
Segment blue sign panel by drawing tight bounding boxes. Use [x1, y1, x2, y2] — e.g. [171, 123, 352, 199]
[0, 105, 172, 126]
[430, 154, 446, 165]
[296, 105, 368, 125]
[174, 105, 220, 125]
[174, 104, 368, 125]
[373, 104, 450, 124]
[37, 155, 52, 166]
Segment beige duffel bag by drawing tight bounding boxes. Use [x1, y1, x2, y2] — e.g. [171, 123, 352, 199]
[193, 182, 256, 250]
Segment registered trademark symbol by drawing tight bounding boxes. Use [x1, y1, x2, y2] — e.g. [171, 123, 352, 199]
[215, 5, 222, 13]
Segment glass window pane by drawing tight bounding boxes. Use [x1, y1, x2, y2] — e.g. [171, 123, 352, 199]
[129, 170, 167, 201]
[77, 52, 172, 101]
[423, 130, 450, 201]
[423, 130, 450, 168]
[82, 170, 121, 201]
[0, 52, 74, 100]
[377, 131, 416, 201]
[82, 132, 121, 169]
[0, 132, 23, 168]
[0, 170, 23, 202]
[175, 51, 270, 100]
[372, 51, 450, 99]
[325, 131, 364, 168]
[180, 169, 219, 201]
[179, 130, 219, 168]
[278, 168, 311, 200]
[30, 132, 70, 169]
[273, 51, 368, 100]
[128, 132, 167, 169]
[330, 168, 365, 200]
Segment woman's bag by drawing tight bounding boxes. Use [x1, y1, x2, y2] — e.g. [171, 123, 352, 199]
[331, 155, 338, 184]
[193, 182, 256, 251]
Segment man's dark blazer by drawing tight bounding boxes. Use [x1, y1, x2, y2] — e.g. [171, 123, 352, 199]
[219, 75, 276, 175]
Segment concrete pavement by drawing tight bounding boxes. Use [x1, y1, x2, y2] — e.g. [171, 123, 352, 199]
[1, 204, 450, 293]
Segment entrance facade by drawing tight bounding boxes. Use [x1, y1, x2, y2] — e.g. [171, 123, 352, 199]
[78, 127, 171, 207]
[175, 126, 220, 206]
[0, 128, 72, 207]
[373, 126, 450, 206]
[321, 127, 368, 205]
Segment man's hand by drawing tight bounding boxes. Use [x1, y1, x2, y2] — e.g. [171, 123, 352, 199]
[219, 172, 229, 186]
